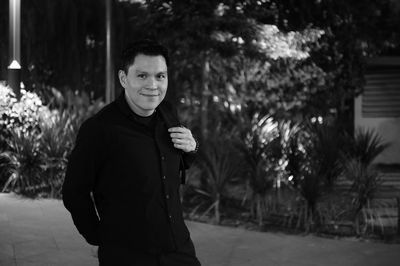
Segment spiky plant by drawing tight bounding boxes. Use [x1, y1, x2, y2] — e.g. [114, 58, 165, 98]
[236, 114, 283, 227]
[0, 151, 18, 191]
[2, 130, 43, 196]
[195, 137, 242, 224]
[285, 121, 346, 232]
[38, 109, 75, 198]
[347, 128, 390, 166]
[339, 127, 389, 235]
[342, 158, 382, 235]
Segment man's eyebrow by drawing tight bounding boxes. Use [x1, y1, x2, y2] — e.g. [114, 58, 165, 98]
[135, 70, 148, 73]
[134, 70, 167, 74]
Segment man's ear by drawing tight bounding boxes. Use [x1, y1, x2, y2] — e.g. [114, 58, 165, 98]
[118, 70, 127, 89]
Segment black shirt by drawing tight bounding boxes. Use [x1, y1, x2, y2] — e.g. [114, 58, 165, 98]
[62, 93, 197, 256]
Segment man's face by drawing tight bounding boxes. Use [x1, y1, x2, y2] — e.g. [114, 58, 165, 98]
[119, 54, 168, 116]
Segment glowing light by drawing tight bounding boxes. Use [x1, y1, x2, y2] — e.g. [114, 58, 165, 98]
[8, 60, 21, 69]
[9, 0, 21, 63]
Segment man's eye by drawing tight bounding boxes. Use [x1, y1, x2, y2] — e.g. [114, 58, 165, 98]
[157, 74, 166, 80]
[138, 74, 147, 79]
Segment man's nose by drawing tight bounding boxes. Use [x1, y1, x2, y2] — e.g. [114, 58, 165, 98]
[145, 77, 157, 89]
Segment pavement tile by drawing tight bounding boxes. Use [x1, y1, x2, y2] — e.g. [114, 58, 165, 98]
[13, 238, 58, 260]
[0, 259, 17, 266]
[0, 213, 9, 223]
[1, 193, 400, 266]
[0, 243, 15, 260]
[15, 250, 97, 266]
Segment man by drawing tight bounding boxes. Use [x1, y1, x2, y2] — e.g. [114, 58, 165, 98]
[62, 40, 201, 266]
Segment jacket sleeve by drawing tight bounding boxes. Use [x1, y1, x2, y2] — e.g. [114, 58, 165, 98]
[170, 101, 198, 169]
[160, 100, 198, 171]
[62, 118, 105, 246]
[181, 144, 197, 170]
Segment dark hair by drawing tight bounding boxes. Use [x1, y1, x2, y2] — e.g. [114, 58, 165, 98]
[119, 39, 169, 73]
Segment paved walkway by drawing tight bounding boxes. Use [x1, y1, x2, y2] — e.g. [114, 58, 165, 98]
[0, 193, 399, 266]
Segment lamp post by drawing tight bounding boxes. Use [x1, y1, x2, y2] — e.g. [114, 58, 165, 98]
[8, 0, 21, 98]
[105, 0, 115, 103]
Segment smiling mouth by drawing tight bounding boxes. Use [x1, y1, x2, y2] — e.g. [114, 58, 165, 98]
[141, 94, 160, 97]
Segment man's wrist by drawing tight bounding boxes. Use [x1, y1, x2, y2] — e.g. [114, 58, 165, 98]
[189, 138, 199, 153]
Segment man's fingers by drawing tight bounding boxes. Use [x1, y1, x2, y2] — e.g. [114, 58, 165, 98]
[174, 143, 185, 149]
[168, 127, 188, 133]
[172, 138, 188, 144]
[170, 132, 189, 138]
[168, 127, 195, 152]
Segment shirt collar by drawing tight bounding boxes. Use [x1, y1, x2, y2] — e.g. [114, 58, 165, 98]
[116, 91, 160, 123]
[116, 91, 136, 121]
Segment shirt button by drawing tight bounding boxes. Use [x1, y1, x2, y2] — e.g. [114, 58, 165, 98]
[166, 194, 170, 199]
[162, 175, 166, 180]
[161, 155, 165, 161]
[168, 214, 172, 220]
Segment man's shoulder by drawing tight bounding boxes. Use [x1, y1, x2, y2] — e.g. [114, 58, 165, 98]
[80, 101, 117, 129]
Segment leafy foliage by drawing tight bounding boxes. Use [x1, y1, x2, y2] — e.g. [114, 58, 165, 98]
[194, 134, 243, 224]
[2, 130, 43, 196]
[340, 128, 389, 235]
[284, 120, 348, 231]
[272, 0, 400, 131]
[0, 86, 104, 198]
[236, 114, 283, 226]
[342, 159, 382, 235]
[345, 128, 390, 166]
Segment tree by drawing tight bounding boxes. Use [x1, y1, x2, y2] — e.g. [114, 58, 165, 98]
[121, 0, 267, 140]
[272, 0, 400, 132]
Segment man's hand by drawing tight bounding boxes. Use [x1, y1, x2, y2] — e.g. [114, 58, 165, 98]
[168, 126, 197, 153]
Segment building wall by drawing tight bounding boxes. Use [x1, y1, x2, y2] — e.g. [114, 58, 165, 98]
[354, 95, 400, 164]
[354, 57, 400, 164]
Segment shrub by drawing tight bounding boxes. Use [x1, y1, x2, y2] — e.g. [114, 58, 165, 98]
[193, 135, 243, 224]
[340, 127, 389, 235]
[1, 130, 44, 196]
[237, 114, 283, 227]
[285, 120, 346, 232]
[0, 85, 104, 198]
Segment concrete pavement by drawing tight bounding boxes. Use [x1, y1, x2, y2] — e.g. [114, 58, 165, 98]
[0, 193, 399, 266]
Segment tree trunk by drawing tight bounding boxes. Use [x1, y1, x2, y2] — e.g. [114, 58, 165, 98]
[215, 193, 220, 224]
[256, 194, 264, 227]
[200, 55, 210, 140]
[397, 197, 400, 236]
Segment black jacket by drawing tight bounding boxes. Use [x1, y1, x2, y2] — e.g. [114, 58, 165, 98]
[62, 93, 196, 255]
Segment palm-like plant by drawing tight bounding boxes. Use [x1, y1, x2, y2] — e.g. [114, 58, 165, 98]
[285, 121, 345, 232]
[1, 88, 104, 198]
[341, 127, 389, 235]
[285, 126, 322, 232]
[346, 128, 390, 166]
[38, 110, 75, 198]
[1, 130, 43, 196]
[0, 151, 18, 191]
[237, 114, 282, 227]
[342, 158, 382, 235]
[195, 137, 242, 224]
[311, 123, 343, 189]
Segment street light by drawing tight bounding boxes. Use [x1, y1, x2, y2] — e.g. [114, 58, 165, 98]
[105, 0, 115, 103]
[8, 0, 21, 97]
